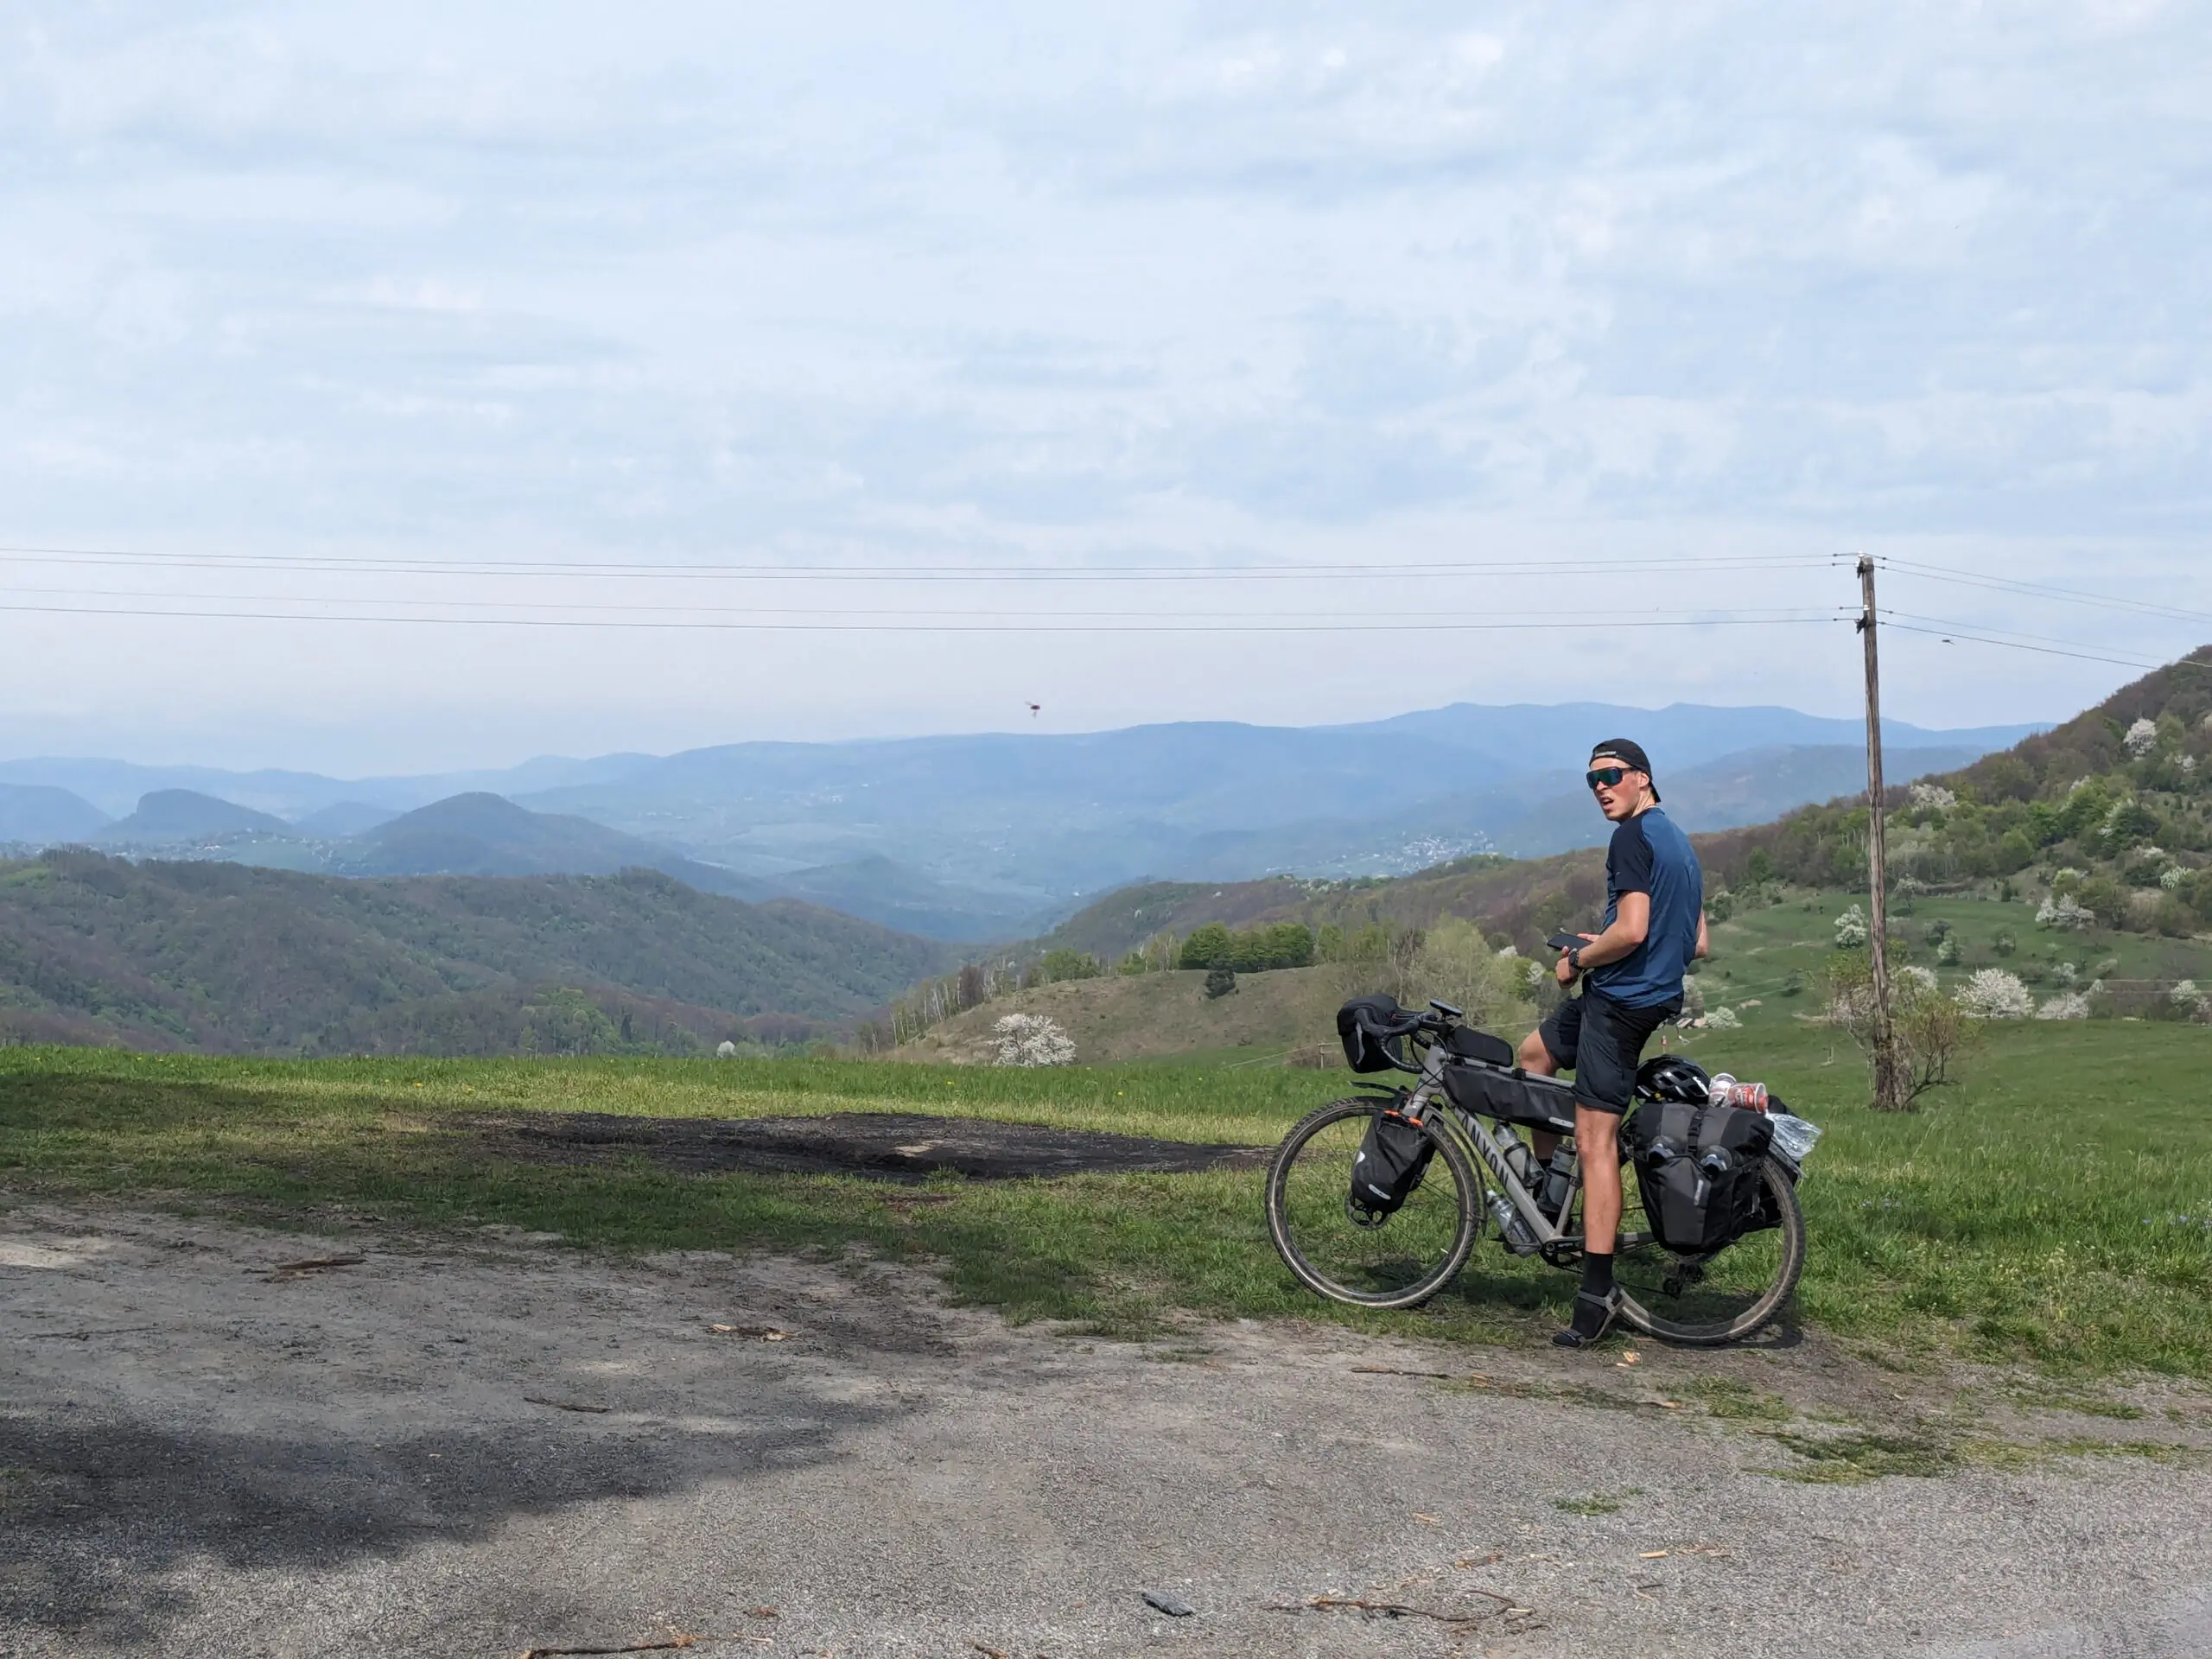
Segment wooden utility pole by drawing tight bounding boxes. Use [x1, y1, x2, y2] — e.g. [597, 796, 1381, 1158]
[1857, 556, 1907, 1110]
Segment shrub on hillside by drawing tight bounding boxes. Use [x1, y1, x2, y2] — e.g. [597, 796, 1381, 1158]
[1825, 953, 1981, 1108]
[1834, 904, 1870, 948]
[992, 1013, 1075, 1067]
[2036, 893, 2095, 931]
[2036, 993, 2091, 1020]
[1958, 969, 2033, 1020]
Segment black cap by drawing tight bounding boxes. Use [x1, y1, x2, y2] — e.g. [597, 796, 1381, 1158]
[1590, 737, 1659, 802]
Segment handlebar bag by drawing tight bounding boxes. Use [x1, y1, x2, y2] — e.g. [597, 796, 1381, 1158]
[1336, 995, 1410, 1072]
[1624, 1099, 1775, 1255]
[1348, 1106, 1436, 1221]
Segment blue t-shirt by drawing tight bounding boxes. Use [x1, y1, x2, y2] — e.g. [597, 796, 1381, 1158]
[1586, 807, 1703, 1009]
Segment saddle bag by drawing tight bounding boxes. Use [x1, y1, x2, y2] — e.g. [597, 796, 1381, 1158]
[1347, 1107, 1435, 1221]
[1623, 1099, 1775, 1255]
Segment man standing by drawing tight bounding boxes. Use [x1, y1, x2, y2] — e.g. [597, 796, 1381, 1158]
[1517, 739, 1707, 1349]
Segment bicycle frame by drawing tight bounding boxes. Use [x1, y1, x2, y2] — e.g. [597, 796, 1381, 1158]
[1376, 1043, 1655, 1256]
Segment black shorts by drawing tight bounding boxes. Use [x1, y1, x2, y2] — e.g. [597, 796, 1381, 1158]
[1539, 988, 1681, 1116]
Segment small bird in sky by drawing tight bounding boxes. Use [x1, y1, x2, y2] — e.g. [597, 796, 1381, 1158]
[1027, 702, 1041, 716]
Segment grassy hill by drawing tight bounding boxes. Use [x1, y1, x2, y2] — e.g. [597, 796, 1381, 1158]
[895, 965, 1352, 1067]
[0, 852, 954, 1056]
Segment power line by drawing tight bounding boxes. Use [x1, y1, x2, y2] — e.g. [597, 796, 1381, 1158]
[0, 599, 1852, 635]
[0, 543, 1841, 583]
[0, 583, 1852, 626]
[1878, 556, 2212, 629]
[1877, 613, 2172, 671]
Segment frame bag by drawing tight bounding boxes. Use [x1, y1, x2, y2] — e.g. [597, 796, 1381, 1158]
[1348, 1108, 1435, 1222]
[1624, 1099, 1774, 1255]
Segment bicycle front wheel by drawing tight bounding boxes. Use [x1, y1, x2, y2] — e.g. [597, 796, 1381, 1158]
[1264, 1097, 1482, 1309]
[1612, 1160, 1805, 1345]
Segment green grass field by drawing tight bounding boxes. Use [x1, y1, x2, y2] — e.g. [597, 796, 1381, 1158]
[3, 1017, 2209, 1379]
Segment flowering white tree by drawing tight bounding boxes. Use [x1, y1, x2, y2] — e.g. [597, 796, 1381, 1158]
[2170, 981, 2208, 1020]
[2036, 893, 2096, 931]
[1907, 782, 1957, 810]
[1898, 964, 1939, 994]
[1703, 1006, 1741, 1030]
[993, 1013, 1077, 1067]
[2036, 993, 2091, 1020]
[1958, 969, 2033, 1020]
[2124, 717, 2159, 758]
[2162, 864, 2190, 891]
[1834, 903, 1870, 948]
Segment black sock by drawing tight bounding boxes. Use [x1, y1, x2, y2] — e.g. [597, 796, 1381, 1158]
[1572, 1251, 1616, 1335]
[1581, 1249, 1615, 1298]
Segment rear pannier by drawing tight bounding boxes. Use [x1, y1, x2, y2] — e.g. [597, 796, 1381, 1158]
[1623, 1099, 1774, 1255]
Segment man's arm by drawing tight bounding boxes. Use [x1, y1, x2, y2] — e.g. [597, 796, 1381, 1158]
[1694, 908, 1709, 960]
[1569, 890, 1649, 969]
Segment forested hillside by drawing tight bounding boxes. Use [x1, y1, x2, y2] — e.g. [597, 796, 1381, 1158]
[0, 853, 953, 1056]
[1725, 648, 2212, 928]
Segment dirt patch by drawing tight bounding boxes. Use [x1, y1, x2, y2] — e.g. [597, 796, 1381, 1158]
[456, 1109, 1268, 1181]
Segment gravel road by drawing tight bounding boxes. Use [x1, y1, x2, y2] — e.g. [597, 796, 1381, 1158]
[4, 1205, 2209, 1657]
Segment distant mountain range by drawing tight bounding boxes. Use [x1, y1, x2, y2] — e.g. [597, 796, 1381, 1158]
[0, 701, 2042, 940]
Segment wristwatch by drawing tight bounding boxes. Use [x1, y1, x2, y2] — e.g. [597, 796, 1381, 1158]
[1566, 944, 1585, 972]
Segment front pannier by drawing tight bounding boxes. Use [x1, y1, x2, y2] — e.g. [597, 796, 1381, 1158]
[1347, 1108, 1435, 1222]
[1337, 995, 1410, 1073]
[1623, 1099, 1774, 1255]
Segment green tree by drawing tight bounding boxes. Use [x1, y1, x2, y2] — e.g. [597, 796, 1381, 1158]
[1178, 923, 1234, 970]
[1034, 948, 1103, 984]
[1204, 963, 1237, 999]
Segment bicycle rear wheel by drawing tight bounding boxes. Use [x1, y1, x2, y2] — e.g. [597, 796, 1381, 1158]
[1264, 1097, 1481, 1309]
[1611, 1160, 1805, 1345]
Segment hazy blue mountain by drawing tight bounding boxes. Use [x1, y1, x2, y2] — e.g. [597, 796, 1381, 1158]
[93, 790, 292, 846]
[1333, 702, 2032, 770]
[335, 793, 774, 901]
[0, 784, 110, 845]
[0, 700, 2046, 935]
[0, 760, 372, 820]
[295, 800, 403, 836]
[766, 855, 1062, 943]
[0, 753, 658, 819]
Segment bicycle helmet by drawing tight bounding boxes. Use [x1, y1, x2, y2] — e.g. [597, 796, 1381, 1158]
[1636, 1054, 1711, 1104]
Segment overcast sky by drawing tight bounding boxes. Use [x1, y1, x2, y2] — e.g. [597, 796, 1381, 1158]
[3, 2, 2207, 773]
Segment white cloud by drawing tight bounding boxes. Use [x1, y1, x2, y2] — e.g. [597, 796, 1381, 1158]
[0, 0, 2206, 768]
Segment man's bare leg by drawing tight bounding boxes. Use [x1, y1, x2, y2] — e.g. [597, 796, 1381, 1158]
[1555, 1103, 1624, 1347]
[1519, 1030, 1561, 1164]
[1573, 1105, 1621, 1255]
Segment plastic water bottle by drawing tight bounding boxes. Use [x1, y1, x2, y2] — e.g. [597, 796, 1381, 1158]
[1495, 1127, 1534, 1186]
[1768, 1110, 1823, 1165]
[1540, 1148, 1575, 1219]
[1487, 1190, 1539, 1254]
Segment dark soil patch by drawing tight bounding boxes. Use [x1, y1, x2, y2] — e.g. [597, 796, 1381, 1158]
[458, 1110, 1268, 1183]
